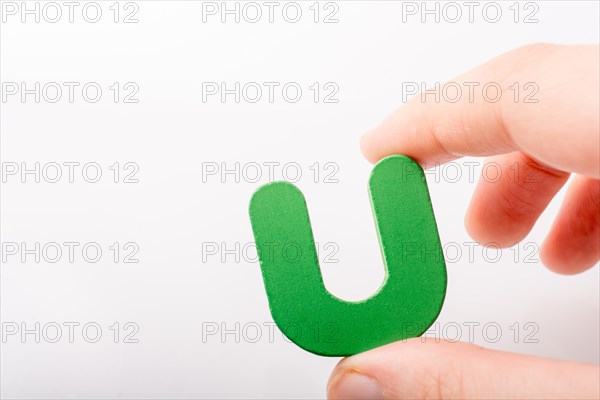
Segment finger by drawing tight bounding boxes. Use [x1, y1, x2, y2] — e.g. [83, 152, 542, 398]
[361, 44, 600, 178]
[541, 176, 600, 274]
[327, 338, 600, 400]
[465, 152, 570, 248]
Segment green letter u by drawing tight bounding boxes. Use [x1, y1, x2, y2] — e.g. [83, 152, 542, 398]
[249, 155, 447, 356]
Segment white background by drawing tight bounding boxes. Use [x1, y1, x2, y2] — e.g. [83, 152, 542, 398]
[1, 1, 599, 398]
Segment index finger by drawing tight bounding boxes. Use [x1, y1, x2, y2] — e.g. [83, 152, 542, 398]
[361, 44, 600, 178]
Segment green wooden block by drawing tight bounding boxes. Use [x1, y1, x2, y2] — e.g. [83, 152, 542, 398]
[248, 155, 447, 356]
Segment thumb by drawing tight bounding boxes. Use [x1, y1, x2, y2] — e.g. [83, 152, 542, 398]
[326, 338, 599, 400]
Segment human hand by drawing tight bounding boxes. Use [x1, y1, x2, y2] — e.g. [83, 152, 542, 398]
[327, 44, 600, 399]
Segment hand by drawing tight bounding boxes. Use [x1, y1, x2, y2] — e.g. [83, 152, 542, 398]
[327, 44, 599, 399]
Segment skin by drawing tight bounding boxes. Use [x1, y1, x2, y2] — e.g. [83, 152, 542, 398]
[327, 44, 600, 399]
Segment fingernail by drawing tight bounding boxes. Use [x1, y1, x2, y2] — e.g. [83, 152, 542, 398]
[328, 372, 384, 400]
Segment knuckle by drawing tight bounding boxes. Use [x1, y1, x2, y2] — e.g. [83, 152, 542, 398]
[417, 365, 465, 400]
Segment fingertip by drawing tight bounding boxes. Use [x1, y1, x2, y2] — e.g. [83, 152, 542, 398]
[540, 234, 599, 275]
[360, 130, 379, 164]
[539, 177, 600, 275]
[464, 200, 487, 245]
[464, 197, 523, 248]
[539, 240, 573, 275]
